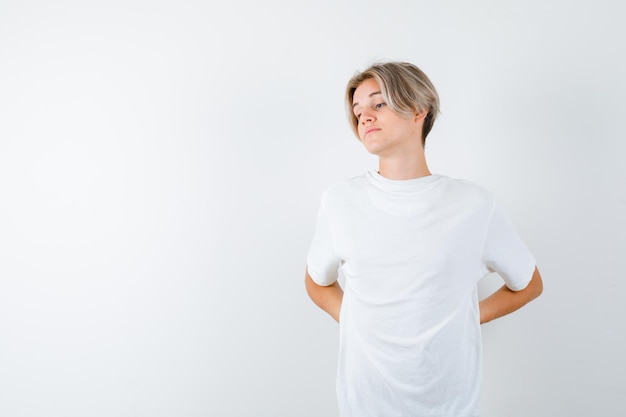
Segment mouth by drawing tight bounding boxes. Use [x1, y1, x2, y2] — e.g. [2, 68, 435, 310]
[364, 127, 380, 136]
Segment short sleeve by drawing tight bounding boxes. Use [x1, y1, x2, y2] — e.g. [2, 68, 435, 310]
[482, 201, 536, 291]
[306, 199, 341, 286]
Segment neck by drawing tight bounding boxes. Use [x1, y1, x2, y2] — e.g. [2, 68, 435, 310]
[377, 146, 431, 181]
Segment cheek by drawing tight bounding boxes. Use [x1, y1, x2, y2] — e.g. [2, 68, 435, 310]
[356, 125, 365, 141]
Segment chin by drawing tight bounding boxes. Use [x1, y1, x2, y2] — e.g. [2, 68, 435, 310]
[362, 141, 384, 156]
[362, 143, 384, 156]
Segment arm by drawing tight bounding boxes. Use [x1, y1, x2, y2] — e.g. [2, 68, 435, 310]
[479, 266, 543, 325]
[305, 269, 343, 323]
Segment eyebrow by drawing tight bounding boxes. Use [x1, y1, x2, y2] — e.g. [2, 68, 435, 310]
[352, 91, 382, 110]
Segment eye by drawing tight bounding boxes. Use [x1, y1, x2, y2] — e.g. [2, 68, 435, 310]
[356, 113, 361, 120]
[374, 102, 386, 109]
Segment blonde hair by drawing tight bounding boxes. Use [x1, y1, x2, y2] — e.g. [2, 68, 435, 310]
[345, 61, 440, 145]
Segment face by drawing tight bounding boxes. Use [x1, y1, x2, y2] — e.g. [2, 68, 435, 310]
[352, 78, 425, 157]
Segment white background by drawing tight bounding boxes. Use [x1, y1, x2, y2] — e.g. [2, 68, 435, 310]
[0, 0, 624, 416]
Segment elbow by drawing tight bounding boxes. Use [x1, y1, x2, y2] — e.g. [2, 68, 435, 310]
[304, 269, 320, 300]
[530, 281, 543, 303]
[304, 274, 313, 299]
[529, 266, 543, 301]
[534, 278, 543, 300]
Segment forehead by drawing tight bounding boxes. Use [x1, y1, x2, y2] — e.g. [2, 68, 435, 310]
[353, 78, 381, 104]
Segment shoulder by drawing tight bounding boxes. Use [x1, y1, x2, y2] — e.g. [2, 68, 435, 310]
[319, 173, 368, 205]
[437, 175, 497, 209]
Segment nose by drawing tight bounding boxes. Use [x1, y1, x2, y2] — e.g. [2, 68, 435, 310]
[360, 109, 375, 124]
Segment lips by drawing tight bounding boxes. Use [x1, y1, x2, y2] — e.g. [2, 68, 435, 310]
[365, 127, 380, 136]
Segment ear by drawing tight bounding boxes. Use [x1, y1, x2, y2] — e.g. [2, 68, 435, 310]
[414, 109, 428, 122]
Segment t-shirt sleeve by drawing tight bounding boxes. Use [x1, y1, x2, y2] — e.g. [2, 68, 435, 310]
[306, 199, 341, 286]
[482, 200, 536, 291]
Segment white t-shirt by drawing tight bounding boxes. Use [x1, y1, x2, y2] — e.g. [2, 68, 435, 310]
[306, 171, 536, 417]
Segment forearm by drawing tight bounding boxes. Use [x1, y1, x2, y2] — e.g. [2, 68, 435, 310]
[479, 266, 543, 324]
[305, 270, 343, 322]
